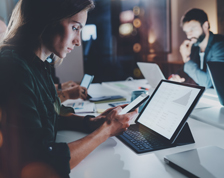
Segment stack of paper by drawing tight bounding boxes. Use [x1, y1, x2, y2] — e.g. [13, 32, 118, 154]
[62, 99, 95, 113]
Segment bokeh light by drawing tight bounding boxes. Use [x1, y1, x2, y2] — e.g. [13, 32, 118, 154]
[120, 10, 134, 23]
[148, 30, 156, 44]
[133, 18, 141, 28]
[133, 6, 140, 16]
[133, 43, 141, 53]
[119, 23, 133, 36]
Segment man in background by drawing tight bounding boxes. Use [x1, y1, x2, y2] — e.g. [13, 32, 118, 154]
[170, 8, 224, 88]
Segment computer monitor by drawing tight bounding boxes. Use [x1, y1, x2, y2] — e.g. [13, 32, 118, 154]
[207, 61, 224, 105]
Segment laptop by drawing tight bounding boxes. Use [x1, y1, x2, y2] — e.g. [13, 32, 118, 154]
[207, 62, 224, 106]
[117, 80, 205, 153]
[164, 146, 224, 178]
[137, 62, 165, 88]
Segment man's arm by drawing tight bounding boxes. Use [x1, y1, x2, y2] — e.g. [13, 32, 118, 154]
[180, 40, 194, 63]
[169, 40, 195, 83]
[184, 60, 213, 88]
[184, 40, 224, 88]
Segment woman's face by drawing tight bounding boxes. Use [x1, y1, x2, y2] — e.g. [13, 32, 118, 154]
[45, 10, 87, 58]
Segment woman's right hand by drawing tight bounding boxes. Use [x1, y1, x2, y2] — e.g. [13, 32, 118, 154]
[102, 106, 138, 137]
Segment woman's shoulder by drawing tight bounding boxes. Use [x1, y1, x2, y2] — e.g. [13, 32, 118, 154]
[0, 47, 35, 82]
[0, 47, 33, 72]
[0, 47, 24, 61]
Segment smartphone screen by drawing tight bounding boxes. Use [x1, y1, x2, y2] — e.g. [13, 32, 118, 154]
[80, 74, 94, 89]
[119, 93, 149, 115]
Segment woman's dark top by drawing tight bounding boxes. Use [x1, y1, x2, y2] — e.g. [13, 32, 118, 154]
[0, 47, 73, 177]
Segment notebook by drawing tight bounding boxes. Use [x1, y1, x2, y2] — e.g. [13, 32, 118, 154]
[117, 80, 205, 153]
[137, 62, 165, 88]
[207, 61, 224, 106]
[164, 146, 224, 178]
[89, 95, 126, 104]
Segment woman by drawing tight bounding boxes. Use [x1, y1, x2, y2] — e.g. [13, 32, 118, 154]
[0, 0, 137, 177]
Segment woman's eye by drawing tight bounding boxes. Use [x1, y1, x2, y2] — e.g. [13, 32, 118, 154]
[72, 26, 78, 31]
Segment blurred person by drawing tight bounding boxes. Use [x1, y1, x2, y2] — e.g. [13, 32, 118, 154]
[0, 0, 137, 177]
[169, 8, 224, 88]
[0, 106, 61, 178]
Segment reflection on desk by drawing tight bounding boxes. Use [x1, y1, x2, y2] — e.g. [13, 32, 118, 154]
[191, 88, 224, 130]
[56, 119, 224, 178]
[195, 88, 220, 109]
[191, 106, 224, 130]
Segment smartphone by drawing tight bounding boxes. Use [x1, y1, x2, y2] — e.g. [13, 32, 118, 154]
[119, 93, 149, 115]
[80, 74, 94, 89]
[80, 74, 94, 99]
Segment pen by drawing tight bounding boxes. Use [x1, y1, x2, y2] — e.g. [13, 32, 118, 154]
[138, 87, 149, 90]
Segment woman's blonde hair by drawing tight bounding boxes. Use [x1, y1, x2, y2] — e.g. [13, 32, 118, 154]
[1, 0, 94, 62]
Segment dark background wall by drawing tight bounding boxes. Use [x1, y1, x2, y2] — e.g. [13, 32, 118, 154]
[217, 0, 224, 35]
[83, 0, 171, 83]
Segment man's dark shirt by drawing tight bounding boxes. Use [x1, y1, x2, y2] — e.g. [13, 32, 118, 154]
[0, 47, 72, 177]
[184, 31, 224, 88]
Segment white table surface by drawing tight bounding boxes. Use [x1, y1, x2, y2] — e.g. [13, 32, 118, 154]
[59, 80, 224, 177]
[56, 118, 224, 178]
[191, 88, 224, 130]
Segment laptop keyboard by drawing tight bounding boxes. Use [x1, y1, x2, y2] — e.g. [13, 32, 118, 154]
[120, 125, 168, 151]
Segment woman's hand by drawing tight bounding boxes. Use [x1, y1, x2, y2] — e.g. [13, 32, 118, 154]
[88, 106, 138, 136]
[103, 106, 138, 136]
[61, 81, 77, 89]
[57, 81, 88, 102]
[64, 85, 88, 100]
[62, 81, 88, 100]
[86, 104, 130, 132]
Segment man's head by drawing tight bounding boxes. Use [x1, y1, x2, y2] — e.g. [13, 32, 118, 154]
[181, 8, 210, 46]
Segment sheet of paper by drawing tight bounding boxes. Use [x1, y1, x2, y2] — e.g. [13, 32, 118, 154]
[62, 99, 96, 113]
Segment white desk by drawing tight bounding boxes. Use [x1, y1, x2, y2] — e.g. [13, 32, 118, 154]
[58, 80, 224, 177]
[56, 119, 224, 178]
[191, 88, 224, 130]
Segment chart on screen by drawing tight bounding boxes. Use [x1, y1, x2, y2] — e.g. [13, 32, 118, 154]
[138, 82, 200, 139]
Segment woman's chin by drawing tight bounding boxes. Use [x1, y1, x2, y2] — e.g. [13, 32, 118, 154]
[56, 53, 67, 59]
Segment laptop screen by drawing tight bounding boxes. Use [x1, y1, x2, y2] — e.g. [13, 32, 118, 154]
[137, 80, 203, 140]
[137, 62, 165, 88]
[207, 62, 224, 106]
